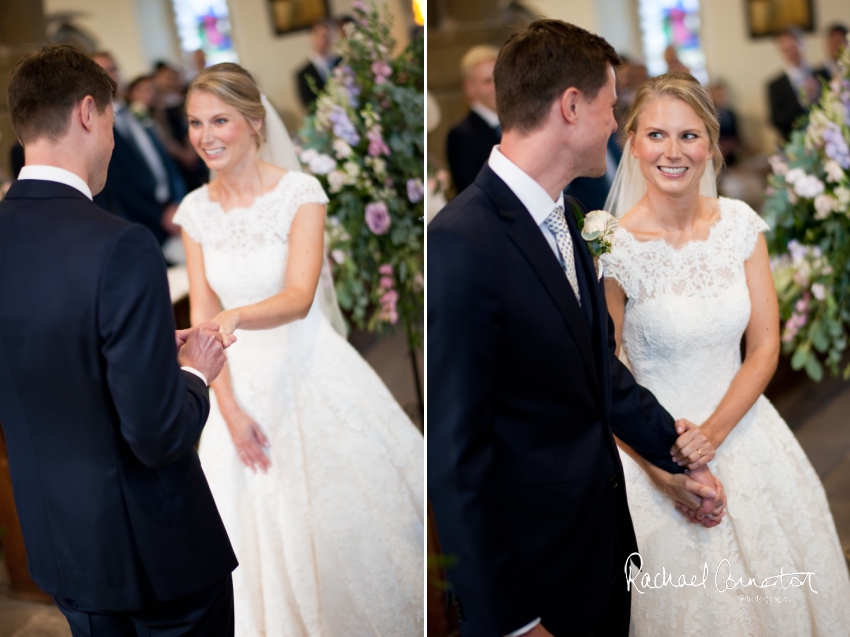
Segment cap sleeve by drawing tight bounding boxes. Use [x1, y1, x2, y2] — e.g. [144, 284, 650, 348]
[290, 173, 329, 210]
[172, 188, 204, 243]
[600, 231, 639, 300]
[736, 199, 769, 261]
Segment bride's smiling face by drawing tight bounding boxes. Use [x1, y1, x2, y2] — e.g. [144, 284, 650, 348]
[187, 90, 262, 172]
[630, 95, 712, 198]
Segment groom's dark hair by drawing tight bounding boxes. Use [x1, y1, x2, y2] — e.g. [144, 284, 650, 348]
[495, 20, 620, 134]
[7, 44, 117, 145]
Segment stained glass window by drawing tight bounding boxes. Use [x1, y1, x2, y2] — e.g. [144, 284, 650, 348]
[639, 0, 708, 83]
[170, 0, 238, 65]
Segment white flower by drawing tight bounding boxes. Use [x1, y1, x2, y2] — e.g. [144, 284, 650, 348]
[307, 153, 337, 175]
[344, 161, 360, 179]
[581, 209, 616, 241]
[333, 139, 352, 159]
[793, 175, 825, 199]
[300, 148, 318, 164]
[331, 249, 346, 264]
[824, 159, 845, 184]
[835, 186, 850, 208]
[328, 170, 348, 192]
[811, 283, 826, 301]
[814, 194, 837, 219]
[784, 167, 806, 184]
[768, 154, 788, 176]
[788, 189, 799, 204]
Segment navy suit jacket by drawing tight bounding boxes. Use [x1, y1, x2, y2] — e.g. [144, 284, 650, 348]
[446, 110, 501, 195]
[428, 165, 683, 636]
[767, 69, 829, 140]
[94, 122, 186, 246]
[0, 180, 236, 610]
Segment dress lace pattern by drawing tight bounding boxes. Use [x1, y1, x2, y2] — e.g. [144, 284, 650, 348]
[600, 198, 850, 636]
[173, 172, 425, 637]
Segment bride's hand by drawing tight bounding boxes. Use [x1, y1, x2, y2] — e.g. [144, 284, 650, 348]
[664, 472, 714, 513]
[210, 310, 240, 346]
[671, 419, 715, 470]
[224, 408, 271, 473]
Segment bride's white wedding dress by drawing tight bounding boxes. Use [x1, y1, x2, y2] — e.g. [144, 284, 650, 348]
[173, 172, 424, 637]
[601, 197, 850, 636]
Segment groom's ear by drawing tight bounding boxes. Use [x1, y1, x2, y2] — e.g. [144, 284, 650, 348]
[559, 87, 581, 125]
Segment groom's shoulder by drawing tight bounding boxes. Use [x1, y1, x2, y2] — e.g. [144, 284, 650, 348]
[429, 182, 501, 237]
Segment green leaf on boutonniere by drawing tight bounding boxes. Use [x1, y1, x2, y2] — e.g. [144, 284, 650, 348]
[571, 202, 584, 230]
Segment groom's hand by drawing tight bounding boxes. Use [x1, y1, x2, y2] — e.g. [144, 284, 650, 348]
[685, 466, 726, 527]
[671, 419, 715, 470]
[177, 322, 228, 383]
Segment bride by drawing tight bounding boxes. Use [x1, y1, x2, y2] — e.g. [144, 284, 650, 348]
[172, 63, 424, 636]
[600, 72, 850, 635]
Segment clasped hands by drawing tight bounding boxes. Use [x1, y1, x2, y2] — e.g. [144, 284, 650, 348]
[175, 321, 236, 384]
[668, 419, 726, 528]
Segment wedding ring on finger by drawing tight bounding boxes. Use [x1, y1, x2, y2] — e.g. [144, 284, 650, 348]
[697, 448, 703, 456]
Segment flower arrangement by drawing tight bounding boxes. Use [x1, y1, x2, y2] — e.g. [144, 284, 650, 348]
[763, 36, 850, 380]
[297, 0, 424, 349]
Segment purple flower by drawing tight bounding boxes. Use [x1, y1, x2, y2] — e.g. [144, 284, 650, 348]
[365, 201, 391, 235]
[378, 263, 393, 276]
[352, 0, 366, 10]
[335, 65, 361, 108]
[329, 106, 360, 146]
[379, 289, 399, 324]
[367, 126, 390, 157]
[380, 276, 394, 289]
[823, 123, 850, 169]
[407, 178, 424, 204]
[371, 61, 392, 85]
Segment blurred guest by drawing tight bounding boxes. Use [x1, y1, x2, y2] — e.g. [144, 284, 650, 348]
[296, 20, 341, 110]
[91, 52, 186, 253]
[565, 134, 621, 212]
[767, 27, 828, 140]
[445, 44, 501, 194]
[710, 80, 741, 166]
[9, 141, 24, 180]
[189, 48, 207, 80]
[614, 54, 648, 140]
[664, 44, 689, 73]
[819, 23, 848, 80]
[126, 75, 157, 123]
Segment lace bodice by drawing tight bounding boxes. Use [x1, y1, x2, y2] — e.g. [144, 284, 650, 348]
[600, 197, 768, 423]
[173, 171, 329, 311]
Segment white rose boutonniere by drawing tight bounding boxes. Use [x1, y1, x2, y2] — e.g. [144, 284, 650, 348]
[574, 206, 618, 279]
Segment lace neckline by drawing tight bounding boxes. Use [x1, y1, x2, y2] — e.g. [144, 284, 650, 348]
[202, 170, 294, 214]
[615, 197, 730, 253]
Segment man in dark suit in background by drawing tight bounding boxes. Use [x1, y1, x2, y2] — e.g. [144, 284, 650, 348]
[429, 21, 724, 637]
[565, 133, 621, 211]
[296, 20, 341, 111]
[445, 45, 502, 194]
[818, 23, 848, 80]
[0, 44, 237, 636]
[91, 51, 187, 251]
[767, 27, 828, 141]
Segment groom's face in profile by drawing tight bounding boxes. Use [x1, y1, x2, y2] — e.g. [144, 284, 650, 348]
[575, 65, 618, 179]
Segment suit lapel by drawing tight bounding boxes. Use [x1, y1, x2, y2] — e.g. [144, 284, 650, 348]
[477, 169, 601, 398]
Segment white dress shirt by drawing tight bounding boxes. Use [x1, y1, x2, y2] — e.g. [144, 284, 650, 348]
[114, 105, 170, 204]
[308, 51, 335, 80]
[488, 146, 568, 269]
[18, 165, 207, 386]
[18, 165, 92, 200]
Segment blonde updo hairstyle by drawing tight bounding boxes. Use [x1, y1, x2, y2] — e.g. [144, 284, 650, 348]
[623, 71, 725, 176]
[187, 62, 266, 148]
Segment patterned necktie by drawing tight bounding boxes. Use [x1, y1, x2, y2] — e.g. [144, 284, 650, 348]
[545, 205, 581, 305]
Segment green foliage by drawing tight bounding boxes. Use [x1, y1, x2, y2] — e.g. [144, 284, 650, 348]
[297, 1, 424, 349]
[763, 39, 850, 380]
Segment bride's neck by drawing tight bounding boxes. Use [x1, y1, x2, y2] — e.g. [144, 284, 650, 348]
[213, 155, 266, 201]
[643, 186, 704, 231]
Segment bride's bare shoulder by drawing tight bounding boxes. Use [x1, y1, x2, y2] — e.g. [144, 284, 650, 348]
[617, 203, 657, 237]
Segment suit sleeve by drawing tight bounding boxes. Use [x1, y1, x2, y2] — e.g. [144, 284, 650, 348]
[427, 228, 538, 635]
[606, 309, 684, 474]
[297, 69, 316, 110]
[98, 225, 210, 468]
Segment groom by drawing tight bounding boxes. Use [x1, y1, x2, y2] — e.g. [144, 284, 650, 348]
[428, 21, 723, 637]
[0, 45, 237, 635]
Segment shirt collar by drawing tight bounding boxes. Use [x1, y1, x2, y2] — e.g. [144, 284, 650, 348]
[471, 102, 500, 129]
[18, 165, 93, 200]
[488, 145, 563, 226]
